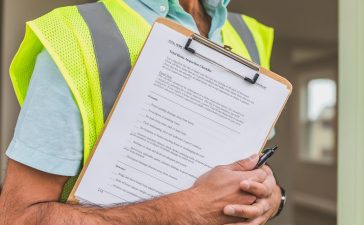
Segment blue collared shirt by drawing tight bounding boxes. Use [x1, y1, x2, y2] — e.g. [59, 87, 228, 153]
[126, 0, 230, 43]
[6, 0, 230, 176]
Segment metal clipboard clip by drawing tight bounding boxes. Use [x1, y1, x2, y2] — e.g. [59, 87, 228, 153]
[184, 34, 260, 84]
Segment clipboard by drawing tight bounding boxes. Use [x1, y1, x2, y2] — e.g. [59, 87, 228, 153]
[68, 18, 292, 204]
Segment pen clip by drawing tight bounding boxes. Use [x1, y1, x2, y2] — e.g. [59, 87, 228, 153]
[255, 145, 279, 169]
[261, 145, 279, 155]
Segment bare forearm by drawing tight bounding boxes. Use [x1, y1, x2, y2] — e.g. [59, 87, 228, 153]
[28, 202, 168, 225]
[5, 191, 201, 225]
[2, 158, 278, 225]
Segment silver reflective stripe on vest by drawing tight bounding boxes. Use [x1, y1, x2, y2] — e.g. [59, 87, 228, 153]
[228, 13, 260, 65]
[78, 3, 131, 121]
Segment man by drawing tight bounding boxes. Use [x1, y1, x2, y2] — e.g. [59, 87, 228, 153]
[0, 0, 284, 224]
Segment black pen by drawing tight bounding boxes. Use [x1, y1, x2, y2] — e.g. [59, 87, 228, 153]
[254, 145, 279, 169]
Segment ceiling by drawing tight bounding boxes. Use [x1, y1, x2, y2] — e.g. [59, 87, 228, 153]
[228, 0, 338, 44]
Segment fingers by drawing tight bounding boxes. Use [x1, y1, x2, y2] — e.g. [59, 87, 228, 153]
[228, 154, 259, 171]
[222, 165, 277, 225]
[239, 166, 276, 197]
[224, 216, 268, 225]
[223, 199, 270, 219]
[240, 180, 270, 198]
[223, 200, 271, 225]
[260, 165, 273, 177]
[236, 168, 268, 183]
[238, 194, 257, 205]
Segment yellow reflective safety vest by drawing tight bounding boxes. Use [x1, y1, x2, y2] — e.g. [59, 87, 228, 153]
[9, 0, 274, 201]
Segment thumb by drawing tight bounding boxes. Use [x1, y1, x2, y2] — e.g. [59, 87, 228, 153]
[227, 154, 259, 171]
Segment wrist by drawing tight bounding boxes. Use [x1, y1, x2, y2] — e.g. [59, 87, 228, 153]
[165, 189, 207, 225]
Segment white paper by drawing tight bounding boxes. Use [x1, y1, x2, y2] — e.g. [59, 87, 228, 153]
[75, 23, 290, 206]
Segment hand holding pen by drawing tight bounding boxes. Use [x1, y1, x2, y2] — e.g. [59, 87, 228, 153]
[254, 145, 279, 169]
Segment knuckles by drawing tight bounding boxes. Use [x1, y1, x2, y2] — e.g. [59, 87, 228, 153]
[254, 184, 269, 198]
[252, 206, 264, 218]
[261, 165, 273, 176]
[255, 169, 268, 182]
[241, 194, 257, 205]
[215, 165, 227, 171]
[262, 200, 270, 213]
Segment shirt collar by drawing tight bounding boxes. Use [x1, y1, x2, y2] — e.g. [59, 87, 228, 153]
[138, 0, 230, 17]
[138, 0, 169, 16]
[202, 0, 230, 8]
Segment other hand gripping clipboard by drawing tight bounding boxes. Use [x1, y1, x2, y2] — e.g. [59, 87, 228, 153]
[67, 18, 292, 204]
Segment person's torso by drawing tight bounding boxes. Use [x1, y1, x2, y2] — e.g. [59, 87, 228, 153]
[9, 0, 274, 201]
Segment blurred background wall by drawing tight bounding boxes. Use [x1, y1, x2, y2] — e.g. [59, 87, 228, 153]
[0, 1, 338, 225]
[228, 1, 338, 225]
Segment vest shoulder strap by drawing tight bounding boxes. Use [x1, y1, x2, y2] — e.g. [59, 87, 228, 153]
[10, 0, 151, 163]
[10, 4, 103, 160]
[223, 13, 274, 69]
[9, 5, 102, 202]
[77, 1, 150, 121]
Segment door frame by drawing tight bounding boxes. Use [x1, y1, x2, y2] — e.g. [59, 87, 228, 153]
[338, 0, 364, 223]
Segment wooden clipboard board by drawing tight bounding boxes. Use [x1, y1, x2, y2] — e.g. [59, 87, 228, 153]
[68, 17, 292, 204]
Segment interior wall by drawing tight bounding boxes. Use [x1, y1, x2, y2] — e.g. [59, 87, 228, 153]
[0, 0, 4, 185]
[265, 39, 296, 225]
[228, 0, 338, 224]
[266, 38, 338, 225]
[290, 57, 337, 225]
[0, 0, 91, 182]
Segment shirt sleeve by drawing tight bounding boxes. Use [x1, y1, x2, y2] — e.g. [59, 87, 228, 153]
[6, 49, 84, 176]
